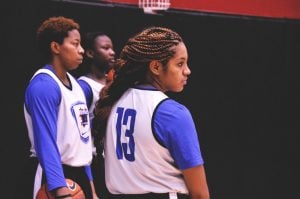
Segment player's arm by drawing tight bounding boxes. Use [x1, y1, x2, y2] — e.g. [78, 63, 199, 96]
[85, 166, 100, 199]
[182, 165, 210, 199]
[154, 99, 210, 199]
[90, 180, 99, 199]
[25, 74, 67, 192]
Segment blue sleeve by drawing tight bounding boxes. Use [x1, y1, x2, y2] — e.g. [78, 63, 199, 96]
[24, 73, 67, 191]
[153, 99, 204, 170]
[78, 79, 93, 109]
[85, 165, 93, 181]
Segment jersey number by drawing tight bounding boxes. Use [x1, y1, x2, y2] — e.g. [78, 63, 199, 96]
[115, 107, 136, 161]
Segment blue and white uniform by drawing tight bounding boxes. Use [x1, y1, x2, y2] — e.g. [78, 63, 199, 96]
[24, 65, 93, 197]
[78, 76, 105, 122]
[78, 76, 109, 198]
[78, 76, 105, 156]
[105, 86, 204, 195]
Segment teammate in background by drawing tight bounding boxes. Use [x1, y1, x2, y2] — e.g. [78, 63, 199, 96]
[92, 26, 210, 199]
[78, 31, 115, 198]
[23, 16, 94, 199]
[78, 31, 115, 124]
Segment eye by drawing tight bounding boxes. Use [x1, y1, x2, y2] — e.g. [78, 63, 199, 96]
[72, 41, 80, 47]
[102, 46, 111, 50]
[178, 62, 184, 67]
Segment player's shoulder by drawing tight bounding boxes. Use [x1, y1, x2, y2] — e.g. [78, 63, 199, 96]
[26, 73, 60, 98]
[159, 98, 188, 113]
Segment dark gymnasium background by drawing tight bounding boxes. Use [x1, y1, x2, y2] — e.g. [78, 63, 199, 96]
[2, 0, 300, 198]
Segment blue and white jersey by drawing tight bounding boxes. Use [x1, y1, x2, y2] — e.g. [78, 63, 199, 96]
[78, 76, 105, 156]
[78, 76, 105, 121]
[24, 66, 93, 191]
[105, 86, 204, 194]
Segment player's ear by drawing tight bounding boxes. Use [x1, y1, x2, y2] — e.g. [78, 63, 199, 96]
[149, 60, 163, 75]
[50, 41, 60, 54]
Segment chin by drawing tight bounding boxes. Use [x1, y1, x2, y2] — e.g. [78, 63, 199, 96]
[69, 65, 79, 71]
[172, 88, 184, 93]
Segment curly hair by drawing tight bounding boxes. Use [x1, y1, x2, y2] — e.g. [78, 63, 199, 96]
[92, 26, 183, 154]
[36, 16, 80, 63]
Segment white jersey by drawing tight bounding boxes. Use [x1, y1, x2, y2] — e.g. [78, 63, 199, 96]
[24, 69, 93, 166]
[78, 76, 105, 156]
[105, 88, 189, 194]
[78, 76, 105, 121]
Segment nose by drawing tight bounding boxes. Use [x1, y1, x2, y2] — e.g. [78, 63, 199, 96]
[110, 49, 115, 56]
[184, 65, 191, 76]
[79, 44, 84, 54]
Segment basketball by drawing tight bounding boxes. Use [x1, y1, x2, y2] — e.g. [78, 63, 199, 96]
[36, 178, 85, 199]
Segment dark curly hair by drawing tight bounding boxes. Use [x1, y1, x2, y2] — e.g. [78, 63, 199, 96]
[36, 16, 80, 63]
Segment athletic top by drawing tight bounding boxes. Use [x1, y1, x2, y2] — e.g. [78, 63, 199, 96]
[78, 76, 105, 156]
[78, 76, 105, 121]
[105, 86, 204, 194]
[24, 65, 93, 191]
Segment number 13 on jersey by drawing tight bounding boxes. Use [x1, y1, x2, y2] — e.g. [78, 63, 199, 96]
[115, 107, 137, 161]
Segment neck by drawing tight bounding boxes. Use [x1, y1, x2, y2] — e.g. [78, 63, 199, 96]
[145, 74, 165, 92]
[86, 72, 106, 85]
[49, 63, 70, 87]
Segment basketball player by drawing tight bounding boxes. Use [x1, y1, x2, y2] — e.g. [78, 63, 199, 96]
[78, 31, 115, 125]
[23, 16, 94, 199]
[78, 31, 115, 198]
[92, 27, 210, 199]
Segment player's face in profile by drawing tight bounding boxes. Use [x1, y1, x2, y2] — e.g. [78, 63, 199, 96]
[57, 29, 84, 70]
[160, 42, 191, 92]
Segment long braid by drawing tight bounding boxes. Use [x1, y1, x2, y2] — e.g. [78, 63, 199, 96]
[92, 27, 182, 153]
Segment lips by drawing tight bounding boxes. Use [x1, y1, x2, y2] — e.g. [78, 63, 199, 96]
[77, 58, 83, 64]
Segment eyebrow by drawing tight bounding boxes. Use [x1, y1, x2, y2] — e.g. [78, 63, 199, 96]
[72, 38, 81, 42]
[177, 57, 187, 61]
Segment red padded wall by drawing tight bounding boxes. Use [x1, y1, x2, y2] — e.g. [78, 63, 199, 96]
[109, 0, 300, 19]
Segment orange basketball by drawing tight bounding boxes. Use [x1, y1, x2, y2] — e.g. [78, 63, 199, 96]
[65, 178, 85, 199]
[36, 178, 85, 199]
[36, 183, 54, 199]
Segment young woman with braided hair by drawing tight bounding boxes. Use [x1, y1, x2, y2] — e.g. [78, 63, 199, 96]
[92, 26, 210, 199]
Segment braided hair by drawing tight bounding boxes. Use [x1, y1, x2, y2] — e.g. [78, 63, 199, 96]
[92, 26, 183, 153]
